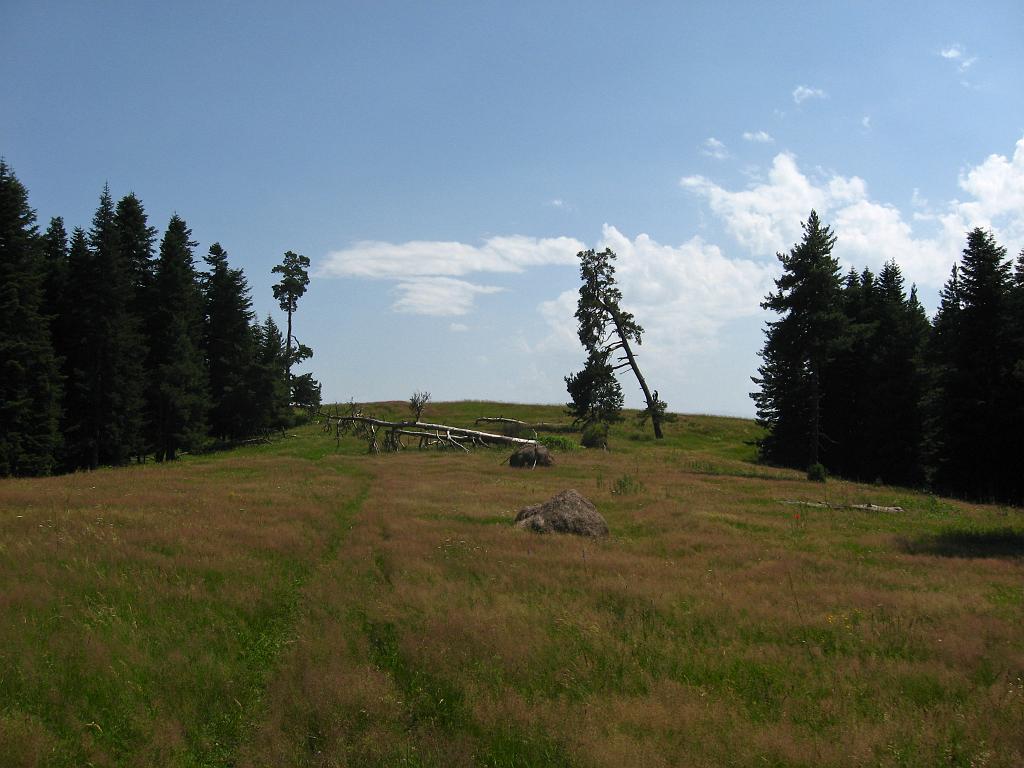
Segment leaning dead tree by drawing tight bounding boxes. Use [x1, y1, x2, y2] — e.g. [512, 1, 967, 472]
[573, 248, 670, 438]
[321, 404, 538, 454]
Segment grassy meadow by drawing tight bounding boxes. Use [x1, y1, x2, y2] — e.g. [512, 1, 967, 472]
[1, 401, 1022, 767]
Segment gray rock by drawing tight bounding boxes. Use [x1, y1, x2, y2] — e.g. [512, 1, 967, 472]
[508, 443, 554, 468]
[514, 489, 608, 537]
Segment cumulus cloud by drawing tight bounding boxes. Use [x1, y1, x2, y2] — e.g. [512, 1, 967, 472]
[537, 225, 776, 361]
[743, 131, 774, 143]
[702, 137, 730, 159]
[318, 234, 585, 279]
[681, 135, 1024, 288]
[792, 85, 827, 104]
[392, 277, 502, 317]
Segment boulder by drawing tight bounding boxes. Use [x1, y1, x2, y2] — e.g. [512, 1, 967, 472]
[508, 443, 553, 468]
[514, 489, 608, 537]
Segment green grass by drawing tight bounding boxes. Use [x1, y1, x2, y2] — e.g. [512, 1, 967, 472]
[1, 401, 1022, 767]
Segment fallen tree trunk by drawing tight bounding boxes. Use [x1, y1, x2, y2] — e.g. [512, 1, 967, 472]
[782, 500, 905, 513]
[321, 412, 538, 454]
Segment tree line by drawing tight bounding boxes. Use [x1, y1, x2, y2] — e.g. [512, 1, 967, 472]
[0, 159, 320, 477]
[753, 211, 1024, 505]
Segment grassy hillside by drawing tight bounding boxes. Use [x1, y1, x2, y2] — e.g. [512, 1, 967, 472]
[1, 402, 1022, 767]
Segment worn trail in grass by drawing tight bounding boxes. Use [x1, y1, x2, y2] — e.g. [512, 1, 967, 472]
[2, 402, 1024, 767]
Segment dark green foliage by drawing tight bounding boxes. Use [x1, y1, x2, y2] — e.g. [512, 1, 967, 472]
[565, 349, 624, 428]
[290, 372, 322, 415]
[580, 422, 609, 449]
[61, 186, 146, 469]
[926, 229, 1016, 502]
[271, 250, 311, 387]
[149, 215, 208, 461]
[0, 160, 62, 476]
[571, 247, 666, 438]
[806, 462, 827, 483]
[752, 211, 847, 468]
[203, 243, 258, 441]
[250, 315, 291, 433]
[822, 262, 928, 484]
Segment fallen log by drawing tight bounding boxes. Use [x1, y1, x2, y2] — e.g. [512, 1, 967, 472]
[782, 500, 905, 513]
[474, 416, 576, 433]
[321, 412, 538, 454]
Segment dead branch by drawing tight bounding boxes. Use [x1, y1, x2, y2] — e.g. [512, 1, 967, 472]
[474, 416, 577, 433]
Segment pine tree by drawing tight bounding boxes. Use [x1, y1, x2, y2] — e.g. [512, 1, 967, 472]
[149, 215, 208, 461]
[271, 250, 311, 391]
[752, 211, 848, 472]
[927, 229, 1014, 501]
[0, 160, 62, 476]
[203, 242, 258, 441]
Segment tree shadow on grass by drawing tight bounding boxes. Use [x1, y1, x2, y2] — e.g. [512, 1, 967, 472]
[898, 528, 1024, 559]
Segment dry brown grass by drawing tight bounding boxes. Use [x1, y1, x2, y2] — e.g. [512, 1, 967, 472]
[2, 404, 1022, 766]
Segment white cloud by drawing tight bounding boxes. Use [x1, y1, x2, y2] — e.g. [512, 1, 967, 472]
[743, 130, 774, 143]
[547, 198, 566, 208]
[861, 116, 871, 130]
[537, 225, 776, 362]
[681, 135, 1024, 289]
[392, 277, 503, 317]
[939, 43, 977, 74]
[449, 322, 469, 332]
[702, 137, 730, 159]
[792, 85, 827, 104]
[318, 234, 585, 279]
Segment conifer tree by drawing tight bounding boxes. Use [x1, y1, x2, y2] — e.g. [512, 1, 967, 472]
[250, 315, 290, 433]
[203, 242, 258, 441]
[565, 348, 624, 427]
[149, 215, 208, 461]
[0, 160, 62, 476]
[271, 250, 311, 389]
[60, 186, 147, 468]
[752, 211, 847, 472]
[927, 229, 1013, 501]
[571, 247, 668, 437]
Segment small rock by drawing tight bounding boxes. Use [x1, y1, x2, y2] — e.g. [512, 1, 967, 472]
[514, 489, 608, 537]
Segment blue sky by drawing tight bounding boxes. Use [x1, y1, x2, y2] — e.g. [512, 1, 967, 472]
[4, 1, 1023, 416]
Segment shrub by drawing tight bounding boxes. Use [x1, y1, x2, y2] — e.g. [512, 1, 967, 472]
[612, 473, 645, 495]
[538, 435, 578, 452]
[581, 423, 609, 449]
[807, 462, 828, 483]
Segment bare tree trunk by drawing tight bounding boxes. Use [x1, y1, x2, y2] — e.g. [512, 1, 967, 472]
[285, 307, 293, 387]
[606, 307, 664, 439]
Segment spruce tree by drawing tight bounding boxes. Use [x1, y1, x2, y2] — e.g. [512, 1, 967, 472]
[149, 215, 208, 461]
[866, 262, 928, 484]
[752, 211, 848, 472]
[0, 160, 62, 476]
[250, 315, 290, 433]
[203, 242, 258, 441]
[61, 186, 146, 468]
[927, 229, 1013, 501]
